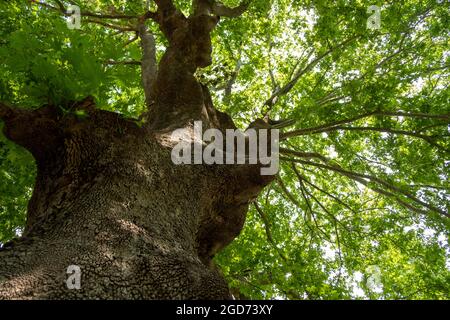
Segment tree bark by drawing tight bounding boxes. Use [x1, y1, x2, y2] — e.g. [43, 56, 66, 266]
[0, 1, 272, 299]
[0, 96, 272, 299]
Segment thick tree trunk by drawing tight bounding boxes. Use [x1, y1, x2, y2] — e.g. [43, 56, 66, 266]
[0, 1, 271, 299]
[0, 100, 272, 299]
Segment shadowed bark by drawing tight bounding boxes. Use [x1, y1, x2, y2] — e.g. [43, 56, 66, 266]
[0, 0, 272, 299]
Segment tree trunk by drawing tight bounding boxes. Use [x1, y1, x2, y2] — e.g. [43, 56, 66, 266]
[0, 99, 272, 299]
[0, 2, 273, 299]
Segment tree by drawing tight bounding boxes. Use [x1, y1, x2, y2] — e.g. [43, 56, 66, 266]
[0, 0, 448, 299]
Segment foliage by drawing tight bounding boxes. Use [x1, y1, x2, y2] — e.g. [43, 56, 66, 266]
[0, 0, 449, 299]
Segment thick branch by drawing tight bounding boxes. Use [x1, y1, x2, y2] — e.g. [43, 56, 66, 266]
[138, 23, 158, 107]
[192, 0, 250, 17]
[212, 0, 250, 17]
[223, 58, 242, 104]
[141, 10, 159, 22]
[154, 0, 177, 11]
[0, 102, 64, 162]
[0, 102, 13, 121]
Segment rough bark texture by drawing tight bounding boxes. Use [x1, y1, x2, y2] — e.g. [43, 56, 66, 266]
[0, 0, 271, 299]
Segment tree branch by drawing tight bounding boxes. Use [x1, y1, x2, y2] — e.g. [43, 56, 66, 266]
[123, 34, 139, 47]
[104, 60, 141, 66]
[284, 125, 449, 152]
[298, 181, 331, 241]
[0, 102, 66, 162]
[281, 111, 450, 140]
[331, 126, 448, 151]
[290, 164, 356, 214]
[138, 22, 158, 107]
[253, 202, 288, 263]
[313, 20, 429, 107]
[300, 179, 346, 270]
[80, 12, 138, 20]
[33, 1, 139, 19]
[0, 102, 14, 121]
[377, 111, 450, 120]
[84, 18, 137, 32]
[275, 176, 314, 236]
[267, 41, 278, 93]
[223, 57, 242, 104]
[53, 0, 65, 11]
[154, 0, 177, 13]
[281, 111, 377, 139]
[280, 157, 449, 218]
[279, 148, 329, 163]
[275, 176, 302, 208]
[141, 10, 159, 22]
[212, 0, 250, 17]
[262, 35, 360, 114]
[192, 0, 250, 18]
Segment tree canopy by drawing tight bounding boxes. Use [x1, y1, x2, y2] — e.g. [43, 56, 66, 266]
[0, 0, 449, 299]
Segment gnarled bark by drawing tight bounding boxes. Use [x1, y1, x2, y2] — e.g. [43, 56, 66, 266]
[0, 1, 271, 299]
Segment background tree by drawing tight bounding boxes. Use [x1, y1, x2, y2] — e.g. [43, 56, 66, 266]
[0, 0, 449, 299]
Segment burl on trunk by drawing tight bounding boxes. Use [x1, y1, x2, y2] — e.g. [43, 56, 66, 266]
[0, 0, 273, 299]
